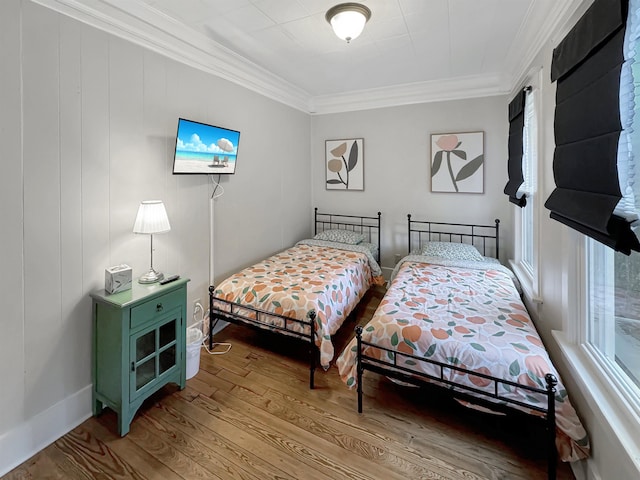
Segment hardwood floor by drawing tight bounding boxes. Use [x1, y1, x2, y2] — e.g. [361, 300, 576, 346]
[4, 286, 574, 479]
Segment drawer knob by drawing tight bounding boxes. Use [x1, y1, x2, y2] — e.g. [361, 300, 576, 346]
[156, 303, 163, 312]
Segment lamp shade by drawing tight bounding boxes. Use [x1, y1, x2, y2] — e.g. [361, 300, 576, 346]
[326, 3, 371, 43]
[133, 200, 171, 234]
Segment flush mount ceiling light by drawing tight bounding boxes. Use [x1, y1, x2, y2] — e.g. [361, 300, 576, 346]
[325, 3, 372, 43]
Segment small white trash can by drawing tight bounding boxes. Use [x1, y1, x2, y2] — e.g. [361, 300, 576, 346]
[185, 326, 204, 380]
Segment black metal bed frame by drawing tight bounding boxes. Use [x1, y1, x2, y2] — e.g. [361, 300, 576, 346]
[356, 216, 559, 479]
[407, 215, 501, 260]
[209, 208, 382, 389]
[315, 207, 382, 263]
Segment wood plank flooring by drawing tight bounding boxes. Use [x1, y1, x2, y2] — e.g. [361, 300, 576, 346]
[3, 285, 575, 479]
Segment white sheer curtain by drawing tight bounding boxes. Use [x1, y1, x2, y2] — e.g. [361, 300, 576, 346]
[519, 89, 537, 269]
[518, 90, 537, 200]
[616, 0, 640, 230]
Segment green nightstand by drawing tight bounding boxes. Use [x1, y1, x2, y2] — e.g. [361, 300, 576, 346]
[90, 277, 189, 436]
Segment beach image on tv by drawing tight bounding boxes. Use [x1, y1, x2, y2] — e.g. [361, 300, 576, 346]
[173, 118, 240, 174]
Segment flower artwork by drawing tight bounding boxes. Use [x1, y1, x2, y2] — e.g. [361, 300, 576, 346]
[325, 138, 364, 190]
[430, 132, 484, 193]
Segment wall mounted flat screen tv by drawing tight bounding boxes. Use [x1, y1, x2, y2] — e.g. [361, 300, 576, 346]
[172, 118, 240, 174]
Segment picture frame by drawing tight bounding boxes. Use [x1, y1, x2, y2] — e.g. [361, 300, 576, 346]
[430, 131, 484, 193]
[325, 138, 364, 191]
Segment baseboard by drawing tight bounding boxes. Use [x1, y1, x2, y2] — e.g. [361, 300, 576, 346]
[0, 385, 93, 476]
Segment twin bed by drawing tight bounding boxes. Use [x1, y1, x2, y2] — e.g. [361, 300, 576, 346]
[208, 210, 589, 479]
[336, 215, 589, 479]
[208, 208, 383, 388]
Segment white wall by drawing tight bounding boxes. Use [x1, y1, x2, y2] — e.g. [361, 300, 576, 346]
[0, 0, 310, 474]
[311, 96, 512, 274]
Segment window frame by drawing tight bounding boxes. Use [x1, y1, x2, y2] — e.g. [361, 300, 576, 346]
[510, 69, 543, 304]
[520, 87, 537, 273]
[586, 239, 640, 411]
[554, 231, 640, 469]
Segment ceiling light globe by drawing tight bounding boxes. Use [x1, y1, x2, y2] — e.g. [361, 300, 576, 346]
[326, 3, 371, 43]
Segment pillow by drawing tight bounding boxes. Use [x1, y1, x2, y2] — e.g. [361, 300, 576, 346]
[482, 256, 501, 265]
[420, 241, 484, 261]
[313, 229, 365, 245]
[359, 242, 379, 259]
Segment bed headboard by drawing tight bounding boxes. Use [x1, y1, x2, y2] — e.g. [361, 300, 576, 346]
[314, 208, 382, 262]
[407, 215, 500, 260]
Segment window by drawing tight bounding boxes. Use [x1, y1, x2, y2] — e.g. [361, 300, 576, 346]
[583, 0, 640, 404]
[520, 89, 537, 273]
[550, 2, 640, 471]
[510, 78, 541, 302]
[587, 242, 640, 395]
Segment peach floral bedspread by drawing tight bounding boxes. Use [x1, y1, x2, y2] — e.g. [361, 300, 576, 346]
[336, 257, 590, 462]
[212, 242, 383, 369]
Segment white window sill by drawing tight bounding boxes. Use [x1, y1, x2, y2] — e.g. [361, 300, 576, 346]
[553, 330, 640, 474]
[509, 259, 542, 304]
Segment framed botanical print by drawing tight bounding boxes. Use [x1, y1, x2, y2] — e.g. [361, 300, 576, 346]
[430, 132, 484, 193]
[325, 138, 364, 191]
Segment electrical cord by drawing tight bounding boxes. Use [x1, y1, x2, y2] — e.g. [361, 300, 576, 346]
[210, 174, 224, 199]
[192, 302, 231, 356]
[205, 174, 229, 353]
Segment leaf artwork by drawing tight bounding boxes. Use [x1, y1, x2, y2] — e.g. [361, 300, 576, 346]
[451, 149, 467, 160]
[431, 133, 483, 193]
[326, 139, 362, 189]
[331, 143, 347, 157]
[347, 141, 359, 172]
[456, 154, 484, 182]
[432, 150, 443, 176]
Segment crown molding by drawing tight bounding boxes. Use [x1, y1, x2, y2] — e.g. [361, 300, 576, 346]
[506, 0, 588, 95]
[309, 73, 510, 115]
[29, 0, 588, 116]
[30, 0, 311, 112]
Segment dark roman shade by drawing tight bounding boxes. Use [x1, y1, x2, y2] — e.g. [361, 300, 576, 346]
[504, 90, 527, 207]
[545, 0, 640, 254]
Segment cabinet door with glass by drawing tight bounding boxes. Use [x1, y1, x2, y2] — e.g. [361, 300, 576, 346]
[130, 310, 180, 401]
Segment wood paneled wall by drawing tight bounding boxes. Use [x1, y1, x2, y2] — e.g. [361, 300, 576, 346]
[0, 1, 311, 470]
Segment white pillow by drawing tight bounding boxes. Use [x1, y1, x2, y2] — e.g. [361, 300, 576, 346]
[314, 229, 364, 245]
[420, 241, 484, 261]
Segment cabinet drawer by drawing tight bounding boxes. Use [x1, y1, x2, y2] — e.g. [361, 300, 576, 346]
[130, 289, 183, 330]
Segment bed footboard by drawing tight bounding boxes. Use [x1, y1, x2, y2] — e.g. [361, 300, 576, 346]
[355, 325, 558, 479]
[208, 286, 319, 388]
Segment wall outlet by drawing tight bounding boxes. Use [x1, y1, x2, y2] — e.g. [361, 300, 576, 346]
[193, 298, 202, 316]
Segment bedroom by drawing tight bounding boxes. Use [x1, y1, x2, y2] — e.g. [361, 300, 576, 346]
[1, 0, 638, 479]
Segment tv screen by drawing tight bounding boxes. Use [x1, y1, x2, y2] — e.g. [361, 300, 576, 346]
[172, 118, 240, 174]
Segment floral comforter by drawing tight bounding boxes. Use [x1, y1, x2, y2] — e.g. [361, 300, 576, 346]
[336, 256, 590, 462]
[212, 241, 383, 368]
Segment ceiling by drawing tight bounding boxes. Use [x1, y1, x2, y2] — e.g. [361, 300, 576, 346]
[39, 0, 583, 113]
